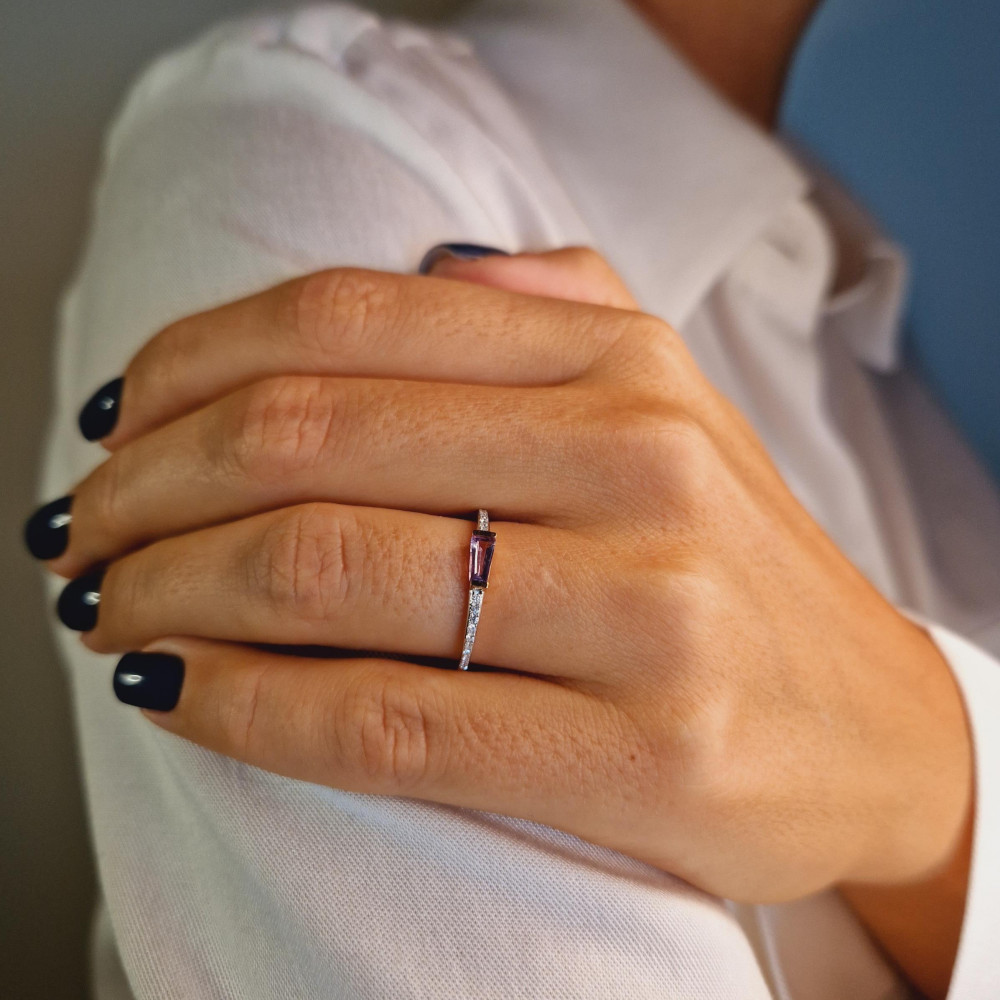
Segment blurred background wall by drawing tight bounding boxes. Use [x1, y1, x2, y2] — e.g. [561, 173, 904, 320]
[0, 1, 462, 995]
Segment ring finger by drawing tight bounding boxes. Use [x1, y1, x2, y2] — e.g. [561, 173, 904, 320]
[62, 502, 626, 686]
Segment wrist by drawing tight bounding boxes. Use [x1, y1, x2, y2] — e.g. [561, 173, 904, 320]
[834, 619, 975, 999]
[837, 793, 973, 1000]
[849, 617, 974, 886]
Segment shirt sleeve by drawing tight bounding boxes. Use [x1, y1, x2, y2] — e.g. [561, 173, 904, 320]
[913, 619, 1000, 1000]
[43, 7, 531, 494]
[41, 8, 777, 999]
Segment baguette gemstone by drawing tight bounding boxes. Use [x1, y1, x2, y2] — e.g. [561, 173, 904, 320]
[469, 529, 496, 587]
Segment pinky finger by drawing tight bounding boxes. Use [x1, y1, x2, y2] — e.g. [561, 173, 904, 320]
[113, 637, 629, 837]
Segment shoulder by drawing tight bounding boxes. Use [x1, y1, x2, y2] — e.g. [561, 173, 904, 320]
[112, 5, 470, 109]
[107, 4, 479, 152]
[101, 2, 576, 246]
[76, 1, 586, 325]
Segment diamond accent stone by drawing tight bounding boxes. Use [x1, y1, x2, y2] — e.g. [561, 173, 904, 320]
[459, 587, 484, 670]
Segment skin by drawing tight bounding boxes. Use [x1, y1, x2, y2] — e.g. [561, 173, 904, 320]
[627, 1, 975, 993]
[46, 248, 972, 999]
[627, 0, 821, 126]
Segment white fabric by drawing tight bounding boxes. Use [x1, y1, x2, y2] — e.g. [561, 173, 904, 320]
[39, 0, 1000, 997]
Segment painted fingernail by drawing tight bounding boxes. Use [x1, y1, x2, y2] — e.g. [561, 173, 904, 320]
[418, 243, 509, 274]
[78, 376, 124, 441]
[113, 652, 184, 711]
[56, 569, 104, 631]
[24, 495, 73, 560]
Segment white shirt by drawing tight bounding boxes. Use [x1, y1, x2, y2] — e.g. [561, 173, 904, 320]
[40, 1, 1000, 997]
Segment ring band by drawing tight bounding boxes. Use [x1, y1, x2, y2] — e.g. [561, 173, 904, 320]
[458, 509, 496, 670]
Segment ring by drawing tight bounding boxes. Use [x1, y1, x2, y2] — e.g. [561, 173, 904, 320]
[458, 509, 496, 670]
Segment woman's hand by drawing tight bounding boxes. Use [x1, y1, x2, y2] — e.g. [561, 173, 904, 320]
[37, 247, 971, 915]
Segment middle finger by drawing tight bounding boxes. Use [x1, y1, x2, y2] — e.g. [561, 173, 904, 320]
[50, 375, 609, 580]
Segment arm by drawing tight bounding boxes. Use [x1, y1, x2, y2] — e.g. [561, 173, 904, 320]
[39, 10, 776, 999]
[840, 620, 1000, 1000]
[840, 817, 972, 1000]
[39, 9, 1000, 1000]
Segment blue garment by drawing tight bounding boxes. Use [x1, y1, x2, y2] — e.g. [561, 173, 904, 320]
[779, 0, 1000, 485]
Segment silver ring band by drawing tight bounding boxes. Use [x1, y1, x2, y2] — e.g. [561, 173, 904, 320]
[458, 509, 495, 670]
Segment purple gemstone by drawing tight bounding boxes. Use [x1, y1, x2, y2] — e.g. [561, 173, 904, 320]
[469, 529, 496, 587]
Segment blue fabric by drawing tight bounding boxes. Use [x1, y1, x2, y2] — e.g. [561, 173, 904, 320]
[779, 0, 1000, 485]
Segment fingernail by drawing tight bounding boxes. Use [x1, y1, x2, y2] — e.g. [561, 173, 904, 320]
[79, 377, 124, 441]
[418, 243, 509, 274]
[24, 495, 73, 560]
[114, 652, 184, 711]
[56, 569, 105, 631]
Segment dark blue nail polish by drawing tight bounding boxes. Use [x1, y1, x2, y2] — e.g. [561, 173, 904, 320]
[79, 377, 124, 441]
[418, 243, 509, 274]
[114, 652, 184, 711]
[57, 569, 104, 631]
[24, 495, 73, 560]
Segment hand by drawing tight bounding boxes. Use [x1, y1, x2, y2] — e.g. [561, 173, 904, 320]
[38, 246, 971, 912]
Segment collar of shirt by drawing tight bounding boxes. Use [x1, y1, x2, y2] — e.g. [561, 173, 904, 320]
[455, 0, 907, 371]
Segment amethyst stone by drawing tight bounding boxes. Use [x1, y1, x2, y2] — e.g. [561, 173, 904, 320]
[469, 529, 496, 587]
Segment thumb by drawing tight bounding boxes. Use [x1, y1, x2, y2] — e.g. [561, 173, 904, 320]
[418, 244, 640, 310]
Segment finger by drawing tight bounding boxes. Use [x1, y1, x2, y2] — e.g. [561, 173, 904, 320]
[425, 246, 641, 310]
[51, 375, 604, 580]
[95, 265, 650, 450]
[74, 503, 625, 685]
[115, 636, 639, 849]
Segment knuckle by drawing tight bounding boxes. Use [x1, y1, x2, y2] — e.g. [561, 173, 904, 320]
[631, 312, 682, 349]
[225, 376, 336, 483]
[342, 669, 433, 791]
[555, 246, 634, 308]
[251, 503, 352, 622]
[644, 568, 716, 655]
[597, 400, 718, 511]
[228, 659, 270, 763]
[291, 267, 396, 359]
[649, 415, 718, 502]
[614, 314, 694, 387]
[661, 679, 739, 800]
[634, 314, 687, 366]
[644, 688, 736, 807]
[622, 574, 736, 788]
[131, 315, 199, 407]
[89, 450, 128, 540]
[590, 313, 666, 380]
[608, 562, 696, 660]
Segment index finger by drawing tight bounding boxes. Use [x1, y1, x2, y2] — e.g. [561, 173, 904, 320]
[88, 267, 647, 449]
